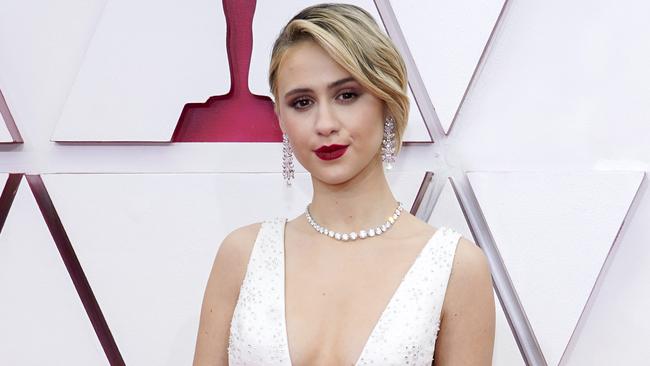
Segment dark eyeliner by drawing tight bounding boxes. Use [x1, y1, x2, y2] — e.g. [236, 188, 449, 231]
[337, 88, 360, 102]
[290, 97, 311, 110]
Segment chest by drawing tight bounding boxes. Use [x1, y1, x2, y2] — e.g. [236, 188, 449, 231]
[283, 242, 427, 364]
[228, 220, 457, 366]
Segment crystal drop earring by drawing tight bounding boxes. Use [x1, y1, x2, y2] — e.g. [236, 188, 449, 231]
[282, 133, 295, 186]
[381, 116, 397, 170]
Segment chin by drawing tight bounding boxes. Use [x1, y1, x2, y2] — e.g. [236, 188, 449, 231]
[312, 170, 356, 185]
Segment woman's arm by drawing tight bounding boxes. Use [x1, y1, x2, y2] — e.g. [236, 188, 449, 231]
[193, 223, 261, 366]
[434, 237, 496, 365]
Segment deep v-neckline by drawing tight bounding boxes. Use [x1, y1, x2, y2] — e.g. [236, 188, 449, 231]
[279, 218, 443, 365]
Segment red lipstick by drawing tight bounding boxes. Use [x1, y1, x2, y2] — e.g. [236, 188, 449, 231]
[314, 144, 348, 160]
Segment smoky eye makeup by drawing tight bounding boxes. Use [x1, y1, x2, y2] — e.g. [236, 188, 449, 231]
[286, 84, 363, 110]
[336, 88, 361, 102]
[289, 96, 313, 110]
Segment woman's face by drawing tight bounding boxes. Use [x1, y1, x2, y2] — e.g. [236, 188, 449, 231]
[275, 40, 385, 185]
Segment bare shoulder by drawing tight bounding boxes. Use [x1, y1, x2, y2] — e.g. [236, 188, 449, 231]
[192, 221, 264, 365]
[434, 233, 495, 365]
[444, 234, 493, 312]
[215, 221, 264, 276]
[450, 235, 491, 285]
[201, 221, 264, 315]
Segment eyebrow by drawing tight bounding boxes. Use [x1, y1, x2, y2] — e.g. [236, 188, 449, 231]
[283, 76, 356, 99]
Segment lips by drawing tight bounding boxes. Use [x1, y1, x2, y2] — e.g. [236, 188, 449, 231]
[314, 144, 349, 160]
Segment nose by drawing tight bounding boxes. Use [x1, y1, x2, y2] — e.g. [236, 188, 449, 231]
[314, 103, 340, 137]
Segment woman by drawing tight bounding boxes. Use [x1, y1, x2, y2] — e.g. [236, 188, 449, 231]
[194, 3, 495, 365]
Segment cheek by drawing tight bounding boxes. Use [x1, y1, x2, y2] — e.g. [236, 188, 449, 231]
[349, 98, 384, 140]
[282, 117, 312, 157]
[349, 113, 384, 149]
[279, 108, 304, 138]
[285, 117, 307, 138]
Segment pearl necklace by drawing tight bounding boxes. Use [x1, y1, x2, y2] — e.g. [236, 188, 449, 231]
[305, 202, 405, 241]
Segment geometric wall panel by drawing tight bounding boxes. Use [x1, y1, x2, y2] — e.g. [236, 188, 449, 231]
[444, 1, 650, 174]
[560, 174, 648, 366]
[468, 171, 644, 365]
[0, 173, 8, 195]
[172, 0, 281, 143]
[0, 109, 12, 142]
[493, 289, 526, 366]
[429, 178, 473, 238]
[41, 171, 426, 364]
[51, 0, 229, 142]
[391, 0, 505, 134]
[0, 179, 107, 364]
[0, 0, 106, 145]
[0, 90, 15, 143]
[402, 89, 432, 142]
[250, 0, 432, 142]
[2, 0, 646, 362]
[429, 178, 524, 364]
[388, 172, 437, 209]
[0, 89, 19, 143]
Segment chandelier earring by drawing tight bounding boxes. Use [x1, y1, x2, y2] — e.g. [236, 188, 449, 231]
[381, 115, 397, 170]
[282, 133, 295, 186]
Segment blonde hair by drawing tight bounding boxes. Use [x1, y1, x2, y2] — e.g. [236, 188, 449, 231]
[269, 3, 409, 153]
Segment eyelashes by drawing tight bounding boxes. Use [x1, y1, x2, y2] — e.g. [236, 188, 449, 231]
[291, 98, 312, 109]
[289, 90, 360, 110]
[338, 91, 358, 102]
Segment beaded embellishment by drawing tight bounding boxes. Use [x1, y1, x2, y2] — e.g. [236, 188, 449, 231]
[228, 218, 462, 365]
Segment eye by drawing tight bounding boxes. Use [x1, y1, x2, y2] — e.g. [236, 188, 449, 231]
[291, 97, 313, 110]
[337, 90, 358, 102]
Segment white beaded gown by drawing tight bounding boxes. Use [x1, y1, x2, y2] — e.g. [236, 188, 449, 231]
[228, 217, 462, 365]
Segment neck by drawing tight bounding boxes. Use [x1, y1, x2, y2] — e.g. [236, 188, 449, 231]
[308, 155, 399, 233]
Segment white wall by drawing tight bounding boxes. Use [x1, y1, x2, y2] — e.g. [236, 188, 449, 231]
[1, 0, 648, 365]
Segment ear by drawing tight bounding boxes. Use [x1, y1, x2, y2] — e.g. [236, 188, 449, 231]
[274, 103, 287, 133]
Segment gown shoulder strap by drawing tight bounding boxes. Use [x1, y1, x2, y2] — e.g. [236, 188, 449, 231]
[228, 217, 291, 365]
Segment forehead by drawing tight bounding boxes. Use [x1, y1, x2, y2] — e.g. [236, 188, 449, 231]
[276, 40, 353, 94]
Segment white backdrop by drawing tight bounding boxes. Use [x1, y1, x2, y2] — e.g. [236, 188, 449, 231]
[1, 0, 649, 365]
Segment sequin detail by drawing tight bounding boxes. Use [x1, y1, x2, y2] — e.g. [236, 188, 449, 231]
[228, 218, 290, 365]
[228, 217, 462, 365]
